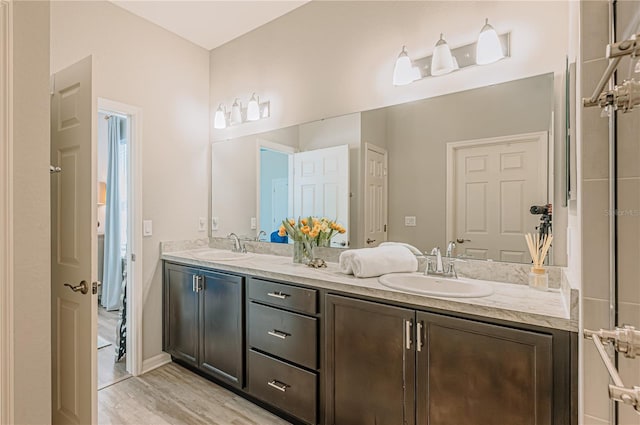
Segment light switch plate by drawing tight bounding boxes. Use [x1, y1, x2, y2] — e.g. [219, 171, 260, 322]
[198, 217, 206, 232]
[250, 217, 257, 230]
[211, 217, 219, 231]
[404, 216, 416, 227]
[143, 220, 153, 236]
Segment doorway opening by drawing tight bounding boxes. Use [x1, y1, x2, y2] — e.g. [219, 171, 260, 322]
[97, 109, 130, 389]
[96, 98, 143, 393]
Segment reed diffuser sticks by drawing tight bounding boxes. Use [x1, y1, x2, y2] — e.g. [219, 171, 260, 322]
[525, 233, 553, 269]
[525, 233, 553, 290]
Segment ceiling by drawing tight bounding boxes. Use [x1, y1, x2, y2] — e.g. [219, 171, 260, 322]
[112, 1, 309, 51]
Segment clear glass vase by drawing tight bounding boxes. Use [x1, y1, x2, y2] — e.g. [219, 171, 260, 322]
[293, 239, 315, 264]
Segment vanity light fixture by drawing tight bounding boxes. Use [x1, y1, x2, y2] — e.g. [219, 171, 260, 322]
[393, 46, 420, 86]
[230, 98, 243, 125]
[213, 94, 271, 128]
[392, 19, 510, 85]
[431, 34, 456, 76]
[214, 104, 227, 129]
[246, 93, 260, 121]
[476, 18, 504, 65]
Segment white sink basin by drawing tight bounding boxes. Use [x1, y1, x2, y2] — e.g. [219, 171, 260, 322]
[191, 250, 254, 261]
[378, 273, 494, 298]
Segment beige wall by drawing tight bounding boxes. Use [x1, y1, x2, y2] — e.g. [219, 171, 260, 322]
[51, 1, 211, 362]
[12, 1, 51, 423]
[209, 1, 570, 141]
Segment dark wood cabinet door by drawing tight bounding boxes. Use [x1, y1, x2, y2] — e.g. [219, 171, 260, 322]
[416, 312, 553, 425]
[163, 263, 199, 367]
[199, 270, 244, 387]
[325, 294, 415, 425]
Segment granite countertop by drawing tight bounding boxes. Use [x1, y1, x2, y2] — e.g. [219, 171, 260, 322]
[161, 247, 577, 332]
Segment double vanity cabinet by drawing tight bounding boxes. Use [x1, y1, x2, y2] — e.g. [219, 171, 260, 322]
[163, 259, 576, 425]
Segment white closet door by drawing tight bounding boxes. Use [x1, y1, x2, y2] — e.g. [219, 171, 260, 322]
[293, 145, 349, 247]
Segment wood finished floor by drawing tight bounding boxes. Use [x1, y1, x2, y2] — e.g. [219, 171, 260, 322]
[98, 362, 292, 425]
[98, 306, 130, 390]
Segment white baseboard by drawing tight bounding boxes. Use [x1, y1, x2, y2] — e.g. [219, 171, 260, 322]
[141, 353, 171, 375]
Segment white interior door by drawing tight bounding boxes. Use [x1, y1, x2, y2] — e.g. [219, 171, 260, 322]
[293, 145, 349, 247]
[363, 143, 388, 247]
[448, 132, 547, 262]
[51, 56, 97, 425]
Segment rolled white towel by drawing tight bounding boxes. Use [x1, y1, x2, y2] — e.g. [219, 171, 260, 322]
[379, 241, 424, 257]
[338, 250, 356, 274]
[341, 246, 418, 278]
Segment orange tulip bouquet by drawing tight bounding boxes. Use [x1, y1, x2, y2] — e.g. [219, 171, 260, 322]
[279, 216, 346, 263]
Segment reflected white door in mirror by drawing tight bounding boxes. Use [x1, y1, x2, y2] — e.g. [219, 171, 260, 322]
[446, 131, 548, 263]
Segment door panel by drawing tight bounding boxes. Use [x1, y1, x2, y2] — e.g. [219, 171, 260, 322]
[364, 144, 388, 247]
[51, 56, 96, 425]
[293, 145, 349, 247]
[416, 312, 553, 425]
[326, 294, 415, 425]
[451, 133, 547, 261]
[164, 264, 199, 367]
[200, 270, 243, 387]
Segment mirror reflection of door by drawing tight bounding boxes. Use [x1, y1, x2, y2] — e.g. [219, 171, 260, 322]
[292, 144, 350, 248]
[364, 143, 388, 247]
[447, 132, 548, 262]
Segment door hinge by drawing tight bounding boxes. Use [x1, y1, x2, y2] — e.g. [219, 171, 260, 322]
[131, 253, 136, 262]
[384, 224, 387, 232]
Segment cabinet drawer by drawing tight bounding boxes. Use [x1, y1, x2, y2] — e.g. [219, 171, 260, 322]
[248, 349, 317, 425]
[248, 278, 317, 314]
[249, 302, 317, 369]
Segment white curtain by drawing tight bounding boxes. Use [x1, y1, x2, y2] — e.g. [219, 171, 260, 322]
[101, 116, 125, 311]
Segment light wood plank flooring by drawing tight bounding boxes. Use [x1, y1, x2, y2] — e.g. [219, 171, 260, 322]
[98, 362, 291, 425]
[98, 306, 130, 389]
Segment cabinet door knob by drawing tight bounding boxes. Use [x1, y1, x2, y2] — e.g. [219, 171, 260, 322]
[267, 380, 288, 392]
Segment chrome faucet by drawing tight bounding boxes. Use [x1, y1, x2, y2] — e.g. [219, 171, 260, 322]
[227, 233, 245, 253]
[431, 247, 444, 273]
[446, 241, 456, 258]
[426, 246, 458, 278]
[256, 230, 267, 241]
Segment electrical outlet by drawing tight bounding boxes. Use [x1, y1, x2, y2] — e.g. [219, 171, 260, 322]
[404, 216, 416, 227]
[250, 217, 257, 230]
[198, 217, 206, 232]
[211, 217, 219, 231]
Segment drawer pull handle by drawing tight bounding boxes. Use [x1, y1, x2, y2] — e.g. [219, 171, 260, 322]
[267, 380, 288, 392]
[267, 291, 289, 299]
[267, 330, 289, 339]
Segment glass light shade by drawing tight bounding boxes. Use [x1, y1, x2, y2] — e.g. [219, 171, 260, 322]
[231, 99, 242, 124]
[431, 34, 455, 76]
[247, 93, 260, 121]
[213, 104, 226, 129]
[476, 18, 504, 65]
[393, 46, 418, 86]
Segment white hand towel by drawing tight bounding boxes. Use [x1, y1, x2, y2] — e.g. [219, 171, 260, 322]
[379, 241, 424, 257]
[341, 246, 418, 278]
[338, 250, 356, 274]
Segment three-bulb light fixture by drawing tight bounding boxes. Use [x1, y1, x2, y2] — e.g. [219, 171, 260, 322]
[214, 93, 270, 129]
[393, 18, 509, 86]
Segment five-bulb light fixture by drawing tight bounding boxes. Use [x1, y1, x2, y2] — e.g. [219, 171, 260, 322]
[214, 93, 270, 129]
[393, 18, 509, 86]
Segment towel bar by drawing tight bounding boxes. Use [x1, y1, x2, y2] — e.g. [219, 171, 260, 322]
[585, 326, 640, 413]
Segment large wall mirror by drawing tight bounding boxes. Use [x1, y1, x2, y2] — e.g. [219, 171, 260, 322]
[212, 73, 559, 264]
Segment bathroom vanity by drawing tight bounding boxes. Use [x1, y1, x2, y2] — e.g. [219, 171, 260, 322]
[162, 248, 577, 425]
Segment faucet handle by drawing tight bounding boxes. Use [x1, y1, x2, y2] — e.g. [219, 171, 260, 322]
[430, 247, 441, 256]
